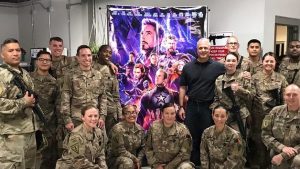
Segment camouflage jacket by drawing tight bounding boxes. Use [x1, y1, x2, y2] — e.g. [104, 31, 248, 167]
[279, 57, 300, 86]
[262, 105, 300, 157]
[94, 63, 122, 120]
[212, 70, 252, 120]
[145, 120, 192, 169]
[0, 64, 38, 134]
[252, 71, 288, 114]
[56, 124, 107, 169]
[108, 121, 145, 161]
[60, 66, 107, 124]
[200, 125, 245, 169]
[30, 71, 58, 124]
[240, 57, 263, 75]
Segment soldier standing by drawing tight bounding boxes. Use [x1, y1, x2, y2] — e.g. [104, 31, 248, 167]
[211, 52, 252, 134]
[0, 38, 37, 169]
[262, 84, 300, 169]
[30, 51, 58, 169]
[279, 40, 300, 86]
[94, 45, 122, 134]
[60, 45, 106, 131]
[56, 106, 107, 169]
[145, 103, 194, 169]
[108, 104, 145, 169]
[200, 106, 245, 169]
[250, 52, 288, 168]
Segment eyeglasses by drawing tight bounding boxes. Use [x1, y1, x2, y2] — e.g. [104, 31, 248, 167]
[124, 111, 137, 116]
[37, 58, 52, 63]
[227, 42, 239, 45]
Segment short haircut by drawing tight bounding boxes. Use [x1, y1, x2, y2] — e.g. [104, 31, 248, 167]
[49, 37, 63, 44]
[247, 39, 261, 47]
[262, 51, 276, 61]
[142, 18, 164, 39]
[122, 104, 137, 115]
[156, 68, 168, 79]
[1, 38, 19, 50]
[76, 45, 91, 56]
[36, 51, 52, 60]
[289, 40, 300, 46]
[134, 63, 145, 73]
[81, 105, 98, 116]
[160, 102, 175, 112]
[97, 45, 111, 57]
[225, 52, 239, 61]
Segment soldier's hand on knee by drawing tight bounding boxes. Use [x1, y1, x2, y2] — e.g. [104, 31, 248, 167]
[282, 146, 297, 157]
[271, 154, 283, 166]
[65, 122, 74, 131]
[23, 91, 35, 107]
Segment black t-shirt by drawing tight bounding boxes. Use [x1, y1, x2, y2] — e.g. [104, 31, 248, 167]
[180, 59, 225, 101]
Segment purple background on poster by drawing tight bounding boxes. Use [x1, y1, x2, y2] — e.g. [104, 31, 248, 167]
[107, 5, 207, 112]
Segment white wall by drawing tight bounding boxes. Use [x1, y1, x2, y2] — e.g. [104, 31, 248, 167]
[18, 0, 86, 58]
[0, 5, 19, 63]
[264, 0, 300, 53]
[0, 6, 19, 45]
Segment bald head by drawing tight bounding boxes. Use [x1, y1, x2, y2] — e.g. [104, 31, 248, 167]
[196, 38, 211, 62]
[284, 84, 300, 110]
[197, 38, 210, 48]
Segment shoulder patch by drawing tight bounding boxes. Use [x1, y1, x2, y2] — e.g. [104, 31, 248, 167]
[68, 136, 81, 154]
[262, 115, 272, 129]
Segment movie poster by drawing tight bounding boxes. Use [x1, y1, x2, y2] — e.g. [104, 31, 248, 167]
[108, 5, 208, 129]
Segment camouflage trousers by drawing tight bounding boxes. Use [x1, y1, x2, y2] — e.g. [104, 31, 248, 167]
[0, 132, 36, 169]
[105, 112, 118, 135]
[177, 161, 195, 169]
[109, 156, 136, 169]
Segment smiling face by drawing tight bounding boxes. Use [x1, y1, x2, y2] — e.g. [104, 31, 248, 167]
[226, 37, 239, 53]
[36, 53, 52, 72]
[284, 85, 300, 109]
[81, 107, 99, 129]
[262, 55, 276, 72]
[76, 48, 93, 70]
[99, 46, 112, 62]
[1, 42, 21, 68]
[49, 40, 63, 58]
[288, 41, 300, 58]
[196, 39, 210, 61]
[123, 105, 138, 124]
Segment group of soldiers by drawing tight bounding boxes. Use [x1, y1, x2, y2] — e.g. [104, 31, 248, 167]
[0, 34, 300, 169]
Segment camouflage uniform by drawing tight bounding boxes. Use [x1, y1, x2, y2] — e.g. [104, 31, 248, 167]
[145, 120, 194, 169]
[50, 55, 75, 157]
[0, 64, 38, 169]
[30, 71, 58, 169]
[262, 105, 300, 169]
[94, 63, 122, 134]
[279, 57, 300, 86]
[250, 71, 288, 168]
[60, 66, 106, 127]
[56, 124, 107, 169]
[200, 125, 245, 169]
[241, 57, 263, 74]
[212, 70, 252, 132]
[107, 121, 145, 169]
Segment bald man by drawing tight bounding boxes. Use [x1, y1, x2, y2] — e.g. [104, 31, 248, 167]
[262, 84, 300, 168]
[179, 38, 225, 166]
